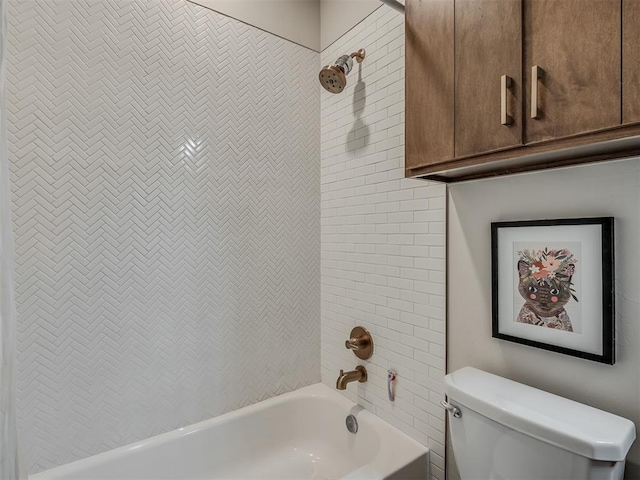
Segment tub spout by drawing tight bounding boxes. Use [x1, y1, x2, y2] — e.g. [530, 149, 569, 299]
[336, 366, 367, 390]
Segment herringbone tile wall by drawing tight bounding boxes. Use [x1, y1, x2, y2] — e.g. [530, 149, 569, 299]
[7, 0, 320, 473]
[320, 6, 447, 480]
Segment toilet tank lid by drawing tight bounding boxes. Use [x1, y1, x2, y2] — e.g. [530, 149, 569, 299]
[445, 367, 636, 462]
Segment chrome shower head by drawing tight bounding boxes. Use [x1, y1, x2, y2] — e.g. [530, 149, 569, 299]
[319, 49, 366, 94]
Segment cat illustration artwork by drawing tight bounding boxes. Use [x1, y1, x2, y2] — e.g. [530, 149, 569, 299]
[515, 248, 579, 332]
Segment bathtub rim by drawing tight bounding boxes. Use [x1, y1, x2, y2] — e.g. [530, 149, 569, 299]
[30, 382, 429, 480]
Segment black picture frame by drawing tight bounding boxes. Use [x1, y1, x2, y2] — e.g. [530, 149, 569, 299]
[491, 217, 615, 364]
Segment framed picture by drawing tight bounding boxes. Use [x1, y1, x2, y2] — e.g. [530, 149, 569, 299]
[491, 217, 614, 364]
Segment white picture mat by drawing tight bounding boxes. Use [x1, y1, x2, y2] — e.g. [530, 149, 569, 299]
[497, 224, 603, 355]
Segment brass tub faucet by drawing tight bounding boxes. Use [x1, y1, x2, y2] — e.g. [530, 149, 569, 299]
[336, 366, 367, 390]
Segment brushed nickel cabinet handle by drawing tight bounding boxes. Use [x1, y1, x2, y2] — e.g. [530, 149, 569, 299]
[501, 74, 513, 126]
[531, 65, 544, 119]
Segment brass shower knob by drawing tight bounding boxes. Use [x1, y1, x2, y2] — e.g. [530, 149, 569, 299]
[345, 326, 374, 360]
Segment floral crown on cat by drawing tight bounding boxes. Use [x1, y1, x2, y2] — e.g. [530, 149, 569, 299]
[517, 248, 579, 302]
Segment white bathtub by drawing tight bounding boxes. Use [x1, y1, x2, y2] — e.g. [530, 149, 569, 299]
[31, 383, 429, 480]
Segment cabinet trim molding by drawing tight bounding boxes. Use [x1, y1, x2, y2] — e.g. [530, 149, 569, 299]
[408, 123, 640, 182]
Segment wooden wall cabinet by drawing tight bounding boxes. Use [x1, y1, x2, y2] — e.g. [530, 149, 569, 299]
[405, 0, 454, 169]
[623, 0, 640, 123]
[454, 0, 522, 158]
[406, 0, 640, 182]
[524, 0, 620, 143]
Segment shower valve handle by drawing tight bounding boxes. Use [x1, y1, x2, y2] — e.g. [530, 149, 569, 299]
[345, 338, 365, 350]
[344, 326, 374, 360]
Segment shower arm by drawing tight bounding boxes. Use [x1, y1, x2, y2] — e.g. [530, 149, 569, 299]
[350, 49, 366, 64]
[379, 0, 405, 14]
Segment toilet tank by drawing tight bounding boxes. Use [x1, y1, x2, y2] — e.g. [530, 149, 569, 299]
[445, 368, 636, 480]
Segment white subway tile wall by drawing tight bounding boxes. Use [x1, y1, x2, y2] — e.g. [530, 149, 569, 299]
[8, 0, 320, 473]
[320, 6, 447, 479]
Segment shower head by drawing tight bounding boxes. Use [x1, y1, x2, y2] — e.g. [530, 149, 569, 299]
[319, 49, 366, 94]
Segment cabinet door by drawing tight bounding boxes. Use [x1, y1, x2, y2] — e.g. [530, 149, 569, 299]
[455, 0, 523, 157]
[406, 0, 455, 171]
[524, 0, 621, 143]
[623, 0, 640, 123]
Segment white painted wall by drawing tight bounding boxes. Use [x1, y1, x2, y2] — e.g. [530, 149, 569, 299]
[8, 0, 320, 472]
[189, 0, 393, 52]
[320, 7, 446, 480]
[189, 0, 321, 51]
[320, 0, 383, 50]
[448, 159, 640, 478]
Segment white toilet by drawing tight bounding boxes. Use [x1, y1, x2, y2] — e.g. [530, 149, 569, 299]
[444, 367, 636, 480]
